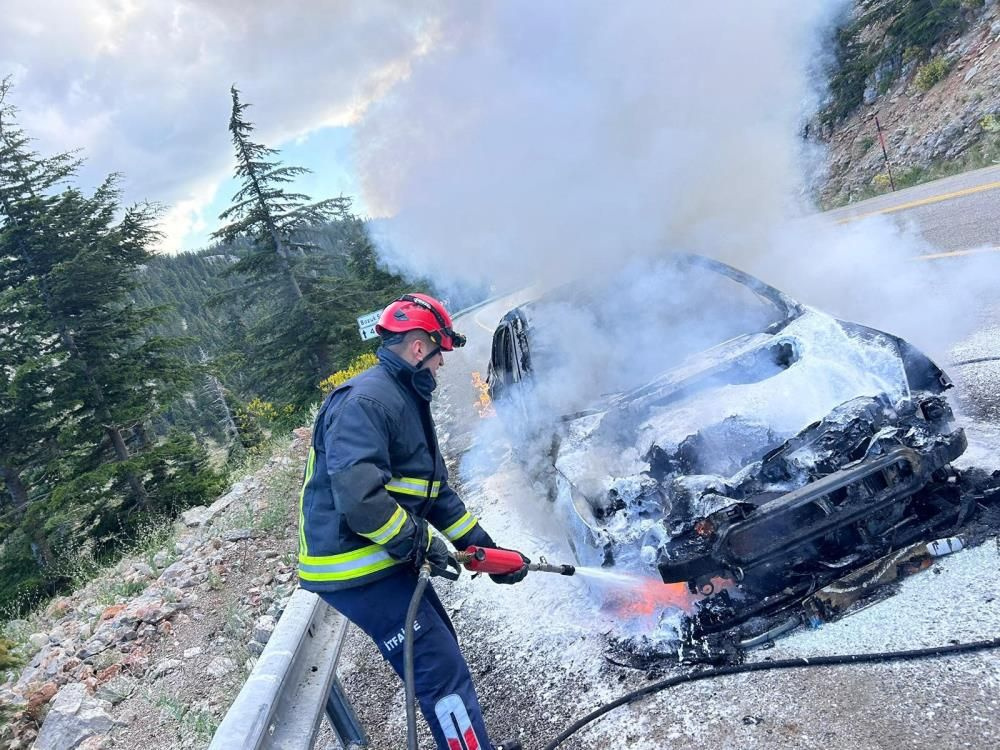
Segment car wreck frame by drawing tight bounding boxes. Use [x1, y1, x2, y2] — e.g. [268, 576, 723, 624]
[486, 253, 988, 657]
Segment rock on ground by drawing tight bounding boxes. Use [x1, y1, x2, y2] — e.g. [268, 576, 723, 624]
[31, 683, 115, 750]
[0, 436, 308, 749]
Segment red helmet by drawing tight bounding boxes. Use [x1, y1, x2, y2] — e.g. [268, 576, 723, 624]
[375, 293, 467, 351]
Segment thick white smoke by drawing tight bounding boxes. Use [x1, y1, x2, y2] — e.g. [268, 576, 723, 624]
[354, 1, 1000, 368]
[356, 2, 844, 289]
[355, 0, 1000, 521]
[354, 2, 1000, 638]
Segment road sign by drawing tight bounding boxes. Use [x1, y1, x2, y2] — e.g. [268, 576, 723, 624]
[357, 309, 382, 341]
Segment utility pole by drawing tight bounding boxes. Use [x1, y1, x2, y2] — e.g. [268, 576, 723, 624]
[875, 115, 896, 191]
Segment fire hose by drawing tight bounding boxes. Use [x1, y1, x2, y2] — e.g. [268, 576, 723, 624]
[404, 565, 431, 750]
[540, 635, 1000, 749]
[403, 547, 1000, 750]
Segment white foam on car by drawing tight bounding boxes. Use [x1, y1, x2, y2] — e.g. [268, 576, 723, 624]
[549, 310, 913, 582]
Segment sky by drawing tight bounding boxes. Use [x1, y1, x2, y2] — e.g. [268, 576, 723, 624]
[9, 0, 1000, 426]
[1, 0, 442, 253]
[6, 0, 997, 364]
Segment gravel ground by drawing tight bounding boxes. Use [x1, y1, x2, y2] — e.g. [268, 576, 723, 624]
[103, 532, 299, 750]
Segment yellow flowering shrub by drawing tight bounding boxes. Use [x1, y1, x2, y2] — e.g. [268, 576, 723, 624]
[319, 352, 379, 395]
[915, 56, 950, 92]
[245, 397, 279, 422]
[237, 398, 296, 439]
[872, 172, 892, 190]
[0, 636, 20, 670]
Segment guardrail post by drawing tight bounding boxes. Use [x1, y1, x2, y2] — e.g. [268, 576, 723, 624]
[326, 677, 368, 748]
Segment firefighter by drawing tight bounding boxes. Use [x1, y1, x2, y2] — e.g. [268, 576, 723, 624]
[298, 293, 525, 750]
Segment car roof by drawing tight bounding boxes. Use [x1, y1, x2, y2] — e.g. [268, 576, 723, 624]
[500, 252, 803, 327]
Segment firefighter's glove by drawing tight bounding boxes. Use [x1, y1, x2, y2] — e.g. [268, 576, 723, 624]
[489, 549, 530, 585]
[413, 520, 461, 580]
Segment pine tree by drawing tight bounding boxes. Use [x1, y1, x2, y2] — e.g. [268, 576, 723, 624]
[0, 80, 223, 609]
[0, 104, 153, 509]
[0, 328, 65, 526]
[212, 86, 372, 405]
[0, 78, 85, 536]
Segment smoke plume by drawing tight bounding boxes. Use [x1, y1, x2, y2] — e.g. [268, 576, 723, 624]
[356, 2, 1000, 632]
[356, 3, 840, 285]
[355, 1, 1000, 366]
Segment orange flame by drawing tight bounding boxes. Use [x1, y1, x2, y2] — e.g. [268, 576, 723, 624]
[605, 579, 697, 617]
[471, 371, 495, 418]
[603, 576, 733, 618]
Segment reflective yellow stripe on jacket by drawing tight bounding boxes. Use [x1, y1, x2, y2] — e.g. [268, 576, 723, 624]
[298, 545, 400, 582]
[298, 468, 450, 583]
[298, 447, 317, 558]
[358, 505, 407, 545]
[385, 476, 442, 498]
[442, 511, 478, 541]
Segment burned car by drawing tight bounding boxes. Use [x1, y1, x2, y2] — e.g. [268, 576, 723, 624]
[486, 254, 979, 654]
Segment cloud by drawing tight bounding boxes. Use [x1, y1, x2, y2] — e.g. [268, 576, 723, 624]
[1, 0, 444, 251]
[157, 174, 227, 255]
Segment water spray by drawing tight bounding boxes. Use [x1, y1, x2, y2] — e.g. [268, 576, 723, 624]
[571, 566, 647, 584]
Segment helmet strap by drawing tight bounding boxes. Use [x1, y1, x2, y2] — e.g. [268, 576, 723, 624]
[416, 345, 442, 370]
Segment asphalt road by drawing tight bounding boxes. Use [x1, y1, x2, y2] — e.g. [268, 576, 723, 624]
[824, 164, 1000, 431]
[826, 164, 1000, 255]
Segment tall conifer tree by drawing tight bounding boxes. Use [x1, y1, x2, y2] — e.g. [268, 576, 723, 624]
[0, 81, 222, 609]
[0, 78, 86, 528]
[213, 86, 365, 404]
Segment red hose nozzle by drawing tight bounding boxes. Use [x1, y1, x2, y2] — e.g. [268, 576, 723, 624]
[459, 546, 527, 575]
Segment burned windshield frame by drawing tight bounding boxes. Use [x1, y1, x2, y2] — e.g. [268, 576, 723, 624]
[488, 254, 803, 391]
[672, 254, 803, 325]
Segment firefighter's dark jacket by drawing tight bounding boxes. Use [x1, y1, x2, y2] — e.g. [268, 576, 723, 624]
[297, 347, 490, 591]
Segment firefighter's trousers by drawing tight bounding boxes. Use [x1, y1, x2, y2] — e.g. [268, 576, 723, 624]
[320, 569, 493, 750]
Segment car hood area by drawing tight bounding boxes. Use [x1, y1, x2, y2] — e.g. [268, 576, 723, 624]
[553, 308, 933, 549]
[486, 254, 1000, 660]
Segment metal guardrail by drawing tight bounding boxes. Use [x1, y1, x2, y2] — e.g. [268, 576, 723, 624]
[208, 588, 367, 750]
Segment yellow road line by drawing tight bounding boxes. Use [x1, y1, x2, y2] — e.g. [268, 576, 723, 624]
[913, 245, 1000, 261]
[836, 179, 1000, 224]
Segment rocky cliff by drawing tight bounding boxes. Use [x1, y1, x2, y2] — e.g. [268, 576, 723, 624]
[821, 1, 1000, 205]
